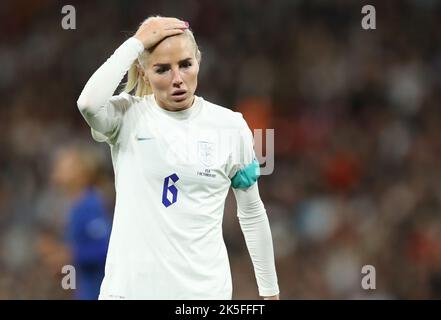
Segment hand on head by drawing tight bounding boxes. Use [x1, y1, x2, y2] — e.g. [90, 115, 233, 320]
[134, 17, 189, 49]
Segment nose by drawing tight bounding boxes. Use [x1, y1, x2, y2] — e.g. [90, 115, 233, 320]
[171, 68, 183, 87]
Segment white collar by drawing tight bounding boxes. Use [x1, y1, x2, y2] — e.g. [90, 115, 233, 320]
[147, 94, 202, 121]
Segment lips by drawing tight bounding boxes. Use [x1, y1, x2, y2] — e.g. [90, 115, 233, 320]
[171, 90, 187, 101]
[172, 89, 187, 96]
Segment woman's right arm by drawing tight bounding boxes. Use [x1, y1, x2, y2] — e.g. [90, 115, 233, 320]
[77, 17, 188, 141]
[76, 37, 145, 139]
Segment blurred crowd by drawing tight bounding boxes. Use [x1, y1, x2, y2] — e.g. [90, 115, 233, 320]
[0, 0, 440, 299]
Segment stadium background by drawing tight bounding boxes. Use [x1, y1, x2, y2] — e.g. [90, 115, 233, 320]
[0, 0, 440, 299]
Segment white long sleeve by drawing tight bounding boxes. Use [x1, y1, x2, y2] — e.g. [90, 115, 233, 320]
[233, 182, 280, 297]
[76, 37, 145, 141]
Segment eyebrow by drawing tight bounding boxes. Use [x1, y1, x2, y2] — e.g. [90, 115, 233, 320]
[153, 58, 192, 68]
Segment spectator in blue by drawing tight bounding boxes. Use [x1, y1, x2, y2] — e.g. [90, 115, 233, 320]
[50, 143, 112, 300]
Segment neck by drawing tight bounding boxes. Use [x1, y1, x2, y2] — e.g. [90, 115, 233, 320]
[155, 95, 195, 112]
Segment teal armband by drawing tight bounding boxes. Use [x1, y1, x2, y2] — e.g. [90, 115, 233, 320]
[231, 159, 260, 189]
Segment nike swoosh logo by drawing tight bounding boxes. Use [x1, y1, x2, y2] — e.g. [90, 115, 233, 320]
[136, 136, 154, 141]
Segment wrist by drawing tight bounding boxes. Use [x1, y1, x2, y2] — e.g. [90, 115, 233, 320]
[128, 37, 145, 53]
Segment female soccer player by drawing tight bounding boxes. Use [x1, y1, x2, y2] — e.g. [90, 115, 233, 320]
[77, 16, 279, 300]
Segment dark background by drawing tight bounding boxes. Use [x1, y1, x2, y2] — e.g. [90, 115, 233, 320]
[0, 0, 440, 299]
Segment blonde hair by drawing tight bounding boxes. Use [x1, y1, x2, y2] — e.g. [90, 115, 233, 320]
[124, 16, 202, 97]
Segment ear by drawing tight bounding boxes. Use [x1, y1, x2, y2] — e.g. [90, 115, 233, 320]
[136, 64, 149, 83]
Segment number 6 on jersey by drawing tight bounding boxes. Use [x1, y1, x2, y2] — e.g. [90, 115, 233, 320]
[162, 173, 179, 207]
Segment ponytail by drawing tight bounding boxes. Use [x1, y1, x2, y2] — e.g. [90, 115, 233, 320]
[124, 58, 152, 97]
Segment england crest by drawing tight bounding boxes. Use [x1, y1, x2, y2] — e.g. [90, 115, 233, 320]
[197, 141, 215, 167]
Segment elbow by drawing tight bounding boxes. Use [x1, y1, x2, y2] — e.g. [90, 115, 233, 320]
[238, 202, 268, 225]
[238, 211, 267, 225]
[77, 89, 99, 113]
[76, 94, 91, 112]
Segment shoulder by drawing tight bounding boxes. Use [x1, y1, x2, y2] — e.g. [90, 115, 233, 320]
[109, 91, 144, 109]
[201, 97, 249, 130]
[110, 92, 146, 126]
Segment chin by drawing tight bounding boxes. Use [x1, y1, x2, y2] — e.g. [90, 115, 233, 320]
[170, 97, 192, 109]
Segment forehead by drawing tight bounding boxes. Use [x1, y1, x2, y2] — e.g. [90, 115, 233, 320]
[148, 34, 195, 64]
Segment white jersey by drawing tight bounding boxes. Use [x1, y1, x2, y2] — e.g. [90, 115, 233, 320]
[77, 37, 279, 299]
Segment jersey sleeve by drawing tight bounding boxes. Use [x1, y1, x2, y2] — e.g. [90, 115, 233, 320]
[233, 182, 280, 297]
[87, 92, 133, 144]
[77, 37, 145, 145]
[228, 114, 260, 190]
